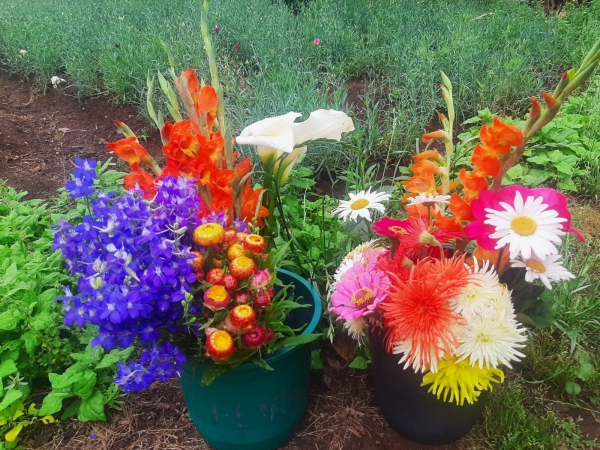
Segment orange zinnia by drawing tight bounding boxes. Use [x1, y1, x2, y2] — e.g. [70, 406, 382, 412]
[479, 117, 523, 155]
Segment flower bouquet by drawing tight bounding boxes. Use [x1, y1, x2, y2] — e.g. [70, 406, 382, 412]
[329, 42, 600, 445]
[50, 2, 353, 448]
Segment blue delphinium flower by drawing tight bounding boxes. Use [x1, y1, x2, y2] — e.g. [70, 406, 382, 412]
[53, 166, 202, 392]
[65, 159, 97, 198]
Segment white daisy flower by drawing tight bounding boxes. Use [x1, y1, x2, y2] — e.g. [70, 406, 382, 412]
[455, 312, 527, 369]
[343, 317, 366, 342]
[407, 193, 451, 205]
[19, 49, 27, 55]
[332, 188, 391, 222]
[451, 260, 503, 319]
[510, 254, 575, 290]
[484, 190, 567, 260]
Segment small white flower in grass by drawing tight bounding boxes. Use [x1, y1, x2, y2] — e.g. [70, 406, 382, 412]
[19, 50, 27, 55]
[407, 193, 451, 205]
[510, 254, 575, 290]
[451, 260, 503, 320]
[456, 309, 527, 369]
[51, 76, 66, 88]
[484, 190, 566, 260]
[333, 188, 391, 222]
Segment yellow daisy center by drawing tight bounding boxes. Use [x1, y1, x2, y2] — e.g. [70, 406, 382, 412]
[510, 216, 537, 236]
[351, 287, 374, 307]
[212, 331, 234, 351]
[350, 198, 370, 210]
[526, 259, 546, 273]
[208, 285, 228, 304]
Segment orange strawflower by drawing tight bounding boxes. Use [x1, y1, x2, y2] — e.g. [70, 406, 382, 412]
[479, 116, 523, 155]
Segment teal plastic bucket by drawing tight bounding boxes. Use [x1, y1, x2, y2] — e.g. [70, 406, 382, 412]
[179, 269, 322, 450]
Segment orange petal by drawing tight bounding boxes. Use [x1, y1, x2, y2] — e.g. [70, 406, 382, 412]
[449, 194, 475, 222]
[530, 97, 541, 118]
[414, 150, 445, 163]
[196, 85, 219, 114]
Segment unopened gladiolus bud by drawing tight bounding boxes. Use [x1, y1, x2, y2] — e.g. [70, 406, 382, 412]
[223, 228, 238, 246]
[542, 92, 557, 109]
[221, 274, 239, 291]
[234, 289, 253, 304]
[193, 223, 225, 246]
[422, 130, 444, 141]
[242, 326, 267, 349]
[191, 251, 205, 272]
[530, 97, 541, 118]
[227, 243, 246, 261]
[206, 330, 235, 361]
[206, 268, 224, 285]
[230, 305, 257, 330]
[438, 112, 446, 122]
[243, 234, 267, 254]
[204, 285, 231, 311]
[254, 291, 272, 309]
[230, 256, 256, 279]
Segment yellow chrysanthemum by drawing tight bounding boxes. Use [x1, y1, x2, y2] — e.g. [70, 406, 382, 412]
[421, 357, 504, 405]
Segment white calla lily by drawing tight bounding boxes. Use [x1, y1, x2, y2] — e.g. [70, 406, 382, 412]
[236, 109, 354, 185]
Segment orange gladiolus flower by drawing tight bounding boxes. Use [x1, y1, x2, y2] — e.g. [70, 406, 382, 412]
[435, 211, 463, 234]
[240, 186, 268, 225]
[124, 163, 156, 199]
[178, 69, 200, 100]
[529, 96, 541, 118]
[421, 130, 444, 141]
[162, 121, 200, 162]
[479, 117, 523, 155]
[414, 150, 445, 163]
[459, 169, 488, 203]
[543, 92, 557, 109]
[404, 171, 439, 197]
[107, 136, 152, 166]
[411, 159, 442, 176]
[196, 85, 218, 115]
[471, 144, 500, 177]
[449, 193, 475, 222]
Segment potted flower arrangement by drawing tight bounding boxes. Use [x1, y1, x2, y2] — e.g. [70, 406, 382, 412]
[329, 42, 600, 445]
[50, 3, 354, 449]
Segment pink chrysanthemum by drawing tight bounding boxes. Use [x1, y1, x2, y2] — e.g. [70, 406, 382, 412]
[465, 186, 583, 258]
[330, 261, 389, 320]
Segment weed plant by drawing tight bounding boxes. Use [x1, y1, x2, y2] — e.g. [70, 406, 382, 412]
[1, 0, 599, 170]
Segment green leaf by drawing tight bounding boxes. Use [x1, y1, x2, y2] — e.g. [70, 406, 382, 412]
[95, 347, 134, 369]
[38, 392, 71, 416]
[349, 356, 369, 370]
[252, 355, 274, 371]
[521, 169, 553, 186]
[48, 363, 87, 390]
[0, 360, 18, 379]
[282, 333, 321, 347]
[60, 399, 82, 420]
[557, 178, 577, 191]
[201, 364, 230, 386]
[310, 350, 324, 370]
[521, 300, 554, 328]
[21, 331, 40, 356]
[0, 311, 18, 331]
[72, 371, 97, 400]
[565, 381, 581, 396]
[77, 391, 106, 422]
[0, 390, 23, 410]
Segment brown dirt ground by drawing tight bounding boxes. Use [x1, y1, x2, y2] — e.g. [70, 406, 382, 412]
[2, 71, 600, 450]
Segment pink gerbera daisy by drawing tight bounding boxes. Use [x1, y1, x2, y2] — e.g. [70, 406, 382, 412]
[330, 261, 389, 320]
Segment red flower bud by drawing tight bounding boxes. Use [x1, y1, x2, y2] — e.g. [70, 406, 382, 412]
[206, 268, 224, 285]
[221, 273, 239, 291]
[254, 291, 271, 310]
[242, 326, 267, 349]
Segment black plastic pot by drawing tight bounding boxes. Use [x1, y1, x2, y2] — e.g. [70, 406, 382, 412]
[369, 327, 488, 445]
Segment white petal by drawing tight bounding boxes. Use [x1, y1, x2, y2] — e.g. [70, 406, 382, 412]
[291, 109, 355, 146]
[236, 122, 296, 153]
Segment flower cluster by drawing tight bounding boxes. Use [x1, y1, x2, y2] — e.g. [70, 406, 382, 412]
[53, 166, 200, 391]
[329, 70, 589, 405]
[190, 220, 277, 361]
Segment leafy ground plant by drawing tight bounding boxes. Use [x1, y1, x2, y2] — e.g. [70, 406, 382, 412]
[0, 163, 131, 447]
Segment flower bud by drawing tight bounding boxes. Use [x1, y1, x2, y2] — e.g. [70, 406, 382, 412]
[230, 305, 257, 330]
[227, 243, 246, 261]
[243, 234, 267, 254]
[193, 223, 225, 247]
[242, 326, 267, 349]
[230, 256, 256, 280]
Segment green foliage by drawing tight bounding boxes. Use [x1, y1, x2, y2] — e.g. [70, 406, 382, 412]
[0, 167, 129, 445]
[480, 379, 596, 449]
[274, 167, 355, 290]
[1, 0, 599, 170]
